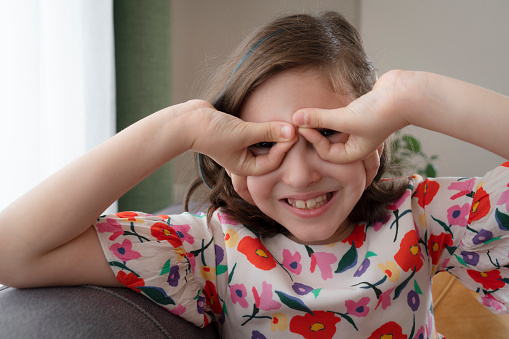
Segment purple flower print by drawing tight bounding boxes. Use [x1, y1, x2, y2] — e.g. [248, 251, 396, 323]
[354, 258, 371, 277]
[230, 284, 249, 308]
[310, 252, 338, 280]
[96, 218, 124, 240]
[167, 265, 180, 287]
[446, 204, 470, 227]
[407, 290, 420, 312]
[215, 244, 224, 267]
[472, 229, 493, 244]
[251, 330, 267, 339]
[110, 239, 141, 262]
[460, 251, 480, 266]
[292, 282, 314, 296]
[345, 297, 370, 317]
[197, 295, 205, 314]
[253, 281, 281, 311]
[282, 249, 302, 275]
[448, 178, 475, 200]
[172, 224, 194, 244]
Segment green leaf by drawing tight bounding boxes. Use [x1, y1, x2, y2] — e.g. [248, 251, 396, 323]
[454, 253, 469, 267]
[275, 290, 313, 315]
[431, 216, 453, 236]
[137, 286, 175, 305]
[495, 209, 509, 231]
[160, 258, 172, 276]
[414, 280, 422, 295]
[335, 243, 358, 273]
[339, 313, 359, 331]
[425, 163, 437, 178]
[403, 135, 421, 153]
[311, 288, 322, 299]
[394, 269, 416, 300]
[228, 263, 237, 284]
[366, 251, 377, 258]
[216, 265, 228, 275]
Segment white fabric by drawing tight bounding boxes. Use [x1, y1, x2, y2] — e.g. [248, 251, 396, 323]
[0, 0, 116, 213]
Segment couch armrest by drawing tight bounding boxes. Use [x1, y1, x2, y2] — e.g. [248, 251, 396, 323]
[0, 285, 218, 339]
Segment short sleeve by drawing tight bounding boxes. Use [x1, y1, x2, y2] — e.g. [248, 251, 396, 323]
[418, 162, 509, 314]
[93, 211, 222, 327]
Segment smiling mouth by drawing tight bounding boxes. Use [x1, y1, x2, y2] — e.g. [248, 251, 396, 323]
[286, 193, 333, 210]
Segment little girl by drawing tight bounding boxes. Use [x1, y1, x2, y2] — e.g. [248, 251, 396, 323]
[1, 11, 508, 339]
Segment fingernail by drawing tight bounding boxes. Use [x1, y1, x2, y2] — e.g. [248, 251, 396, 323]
[281, 125, 292, 140]
[293, 112, 306, 126]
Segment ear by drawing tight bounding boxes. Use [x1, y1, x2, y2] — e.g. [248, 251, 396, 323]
[231, 173, 256, 205]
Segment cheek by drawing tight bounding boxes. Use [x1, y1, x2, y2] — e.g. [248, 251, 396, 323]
[246, 175, 276, 206]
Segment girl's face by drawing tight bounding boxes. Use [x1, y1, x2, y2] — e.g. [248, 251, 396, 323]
[239, 68, 369, 245]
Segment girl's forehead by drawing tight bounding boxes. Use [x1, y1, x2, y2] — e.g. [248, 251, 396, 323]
[240, 69, 354, 123]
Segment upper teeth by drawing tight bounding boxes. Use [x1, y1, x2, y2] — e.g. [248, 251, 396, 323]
[287, 194, 327, 210]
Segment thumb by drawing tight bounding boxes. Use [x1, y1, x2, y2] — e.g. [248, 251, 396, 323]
[242, 121, 295, 145]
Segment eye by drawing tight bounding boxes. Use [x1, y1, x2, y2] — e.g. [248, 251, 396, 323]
[316, 129, 349, 143]
[248, 141, 276, 156]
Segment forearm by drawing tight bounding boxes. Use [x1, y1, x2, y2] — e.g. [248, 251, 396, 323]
[393, 71, 509, 160]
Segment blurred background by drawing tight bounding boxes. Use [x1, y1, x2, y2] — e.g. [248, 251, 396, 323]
[1, 0, 508, 214]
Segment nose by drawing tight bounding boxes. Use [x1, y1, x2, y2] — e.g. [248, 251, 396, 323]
[279, 137, 321, 189]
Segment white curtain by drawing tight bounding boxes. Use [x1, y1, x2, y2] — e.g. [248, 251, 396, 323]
[0, 0, 116, 212]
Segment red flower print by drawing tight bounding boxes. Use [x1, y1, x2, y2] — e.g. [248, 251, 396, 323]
[427, 233, 453, 265]
[150, 222, 183, 248]
[203, 280, 222, 315]
[468, 187, 491, 223]
[414, 179, 440, 208]
[394, 230, 423, 272]
[237, 236, 276, 270]
[116, 271, 145, 292]
[368, 321, 407, 339]
[467, 269, 505, 290]
[116, 211, 139, 221]
[110, 239, 141, 262]
[342, 224, 366, 248]
[289, 311, 341, 339]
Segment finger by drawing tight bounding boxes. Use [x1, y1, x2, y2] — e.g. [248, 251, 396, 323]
[244, 135, 298, 175]
[293, 107, 354, 132]
[240, 121, 295, 146]
[231, 174, 255, 205]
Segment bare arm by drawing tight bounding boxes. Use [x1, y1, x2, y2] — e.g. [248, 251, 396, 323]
[293, 70, 509, 162]
[0, 100, 296, 288]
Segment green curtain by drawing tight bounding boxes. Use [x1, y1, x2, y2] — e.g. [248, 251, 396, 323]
[114, 0, 173, 213]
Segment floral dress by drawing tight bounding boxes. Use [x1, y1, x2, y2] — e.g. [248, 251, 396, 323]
[94, 163, 509, 339]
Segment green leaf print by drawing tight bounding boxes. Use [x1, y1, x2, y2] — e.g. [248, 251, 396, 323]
[335, 243, 358, 273]
[495, 209, 509, 231]
[137, 286, 175, 305]
[160, 258, 172, 275]
[431, 216, 453, 236]
[275, 290, 314, 315]
[109, 261, 139, 276]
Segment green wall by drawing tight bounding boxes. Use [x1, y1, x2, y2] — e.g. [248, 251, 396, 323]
[114, 0, 173, 213]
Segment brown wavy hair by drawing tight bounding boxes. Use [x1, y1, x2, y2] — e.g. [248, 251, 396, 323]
[185, 11, 408, 237]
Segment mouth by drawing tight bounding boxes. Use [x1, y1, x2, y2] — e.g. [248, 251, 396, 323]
[286, 193, 333, 210]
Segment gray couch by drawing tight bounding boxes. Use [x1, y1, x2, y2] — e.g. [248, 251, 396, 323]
[0, 284, 218, 339]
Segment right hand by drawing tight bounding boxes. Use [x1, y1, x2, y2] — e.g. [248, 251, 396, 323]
[186, 100, 298, 176]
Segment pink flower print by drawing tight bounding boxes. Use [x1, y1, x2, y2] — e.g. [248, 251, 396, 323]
[310, 252, 338, 280]
[481, 293, 506, 313]
[448, 178, 475, 200]
[373, 214, 390, 232]
[170, 304, 186, 316]
[252, 281, 281, 311]
[96, 218, 124, 241]
[172, 224, 194, 244]
[230, 284, 249, 308]
[414, 326, 425, 339]
[345, 297, 370, 317]
[282, 249, 302, 275]
[497, 187, 509, 210]
[110, 239, 141, 262]
[446, 203, 470, 227]
[187, 253, 197, 274]
[218, 212, 239, 226]
[387, 190, 411, 211]
[375, 287, 395, 310]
